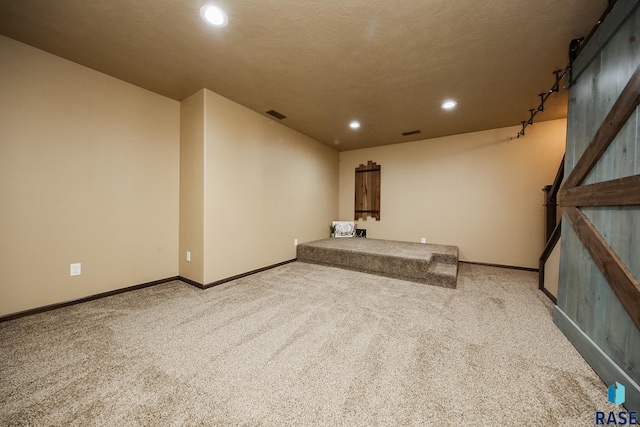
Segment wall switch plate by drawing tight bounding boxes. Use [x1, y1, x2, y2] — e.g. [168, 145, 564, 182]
[70, 263, 81, 276]
[294, 239, 298, 246]
[186, 251, 191, 262]
[421, 237, 427, 244]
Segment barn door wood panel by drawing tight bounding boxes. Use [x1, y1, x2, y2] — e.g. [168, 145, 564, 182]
[563, 64, 640, 188]
[559, 62, 640, 331]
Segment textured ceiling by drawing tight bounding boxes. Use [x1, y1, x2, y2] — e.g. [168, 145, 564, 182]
[0, 0, 608, 151]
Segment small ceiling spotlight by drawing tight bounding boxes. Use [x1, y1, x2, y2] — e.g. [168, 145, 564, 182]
[441, 100, 457, 110]
[200, 5, 228, 28]
[349, 120, 361, 129]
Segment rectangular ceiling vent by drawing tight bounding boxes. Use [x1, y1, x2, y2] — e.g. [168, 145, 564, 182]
[266, 109, 287, 120]
[401, 129, 421, 136]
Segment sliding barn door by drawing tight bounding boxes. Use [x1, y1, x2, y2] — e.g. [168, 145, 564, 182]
[555, 0, 640, 411]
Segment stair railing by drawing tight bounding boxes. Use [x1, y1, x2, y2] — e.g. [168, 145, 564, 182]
[539, 155, 564, 303]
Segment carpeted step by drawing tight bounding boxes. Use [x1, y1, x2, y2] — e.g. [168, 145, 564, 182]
[426, 261, 458, 288]
[297, 238, 458, 288]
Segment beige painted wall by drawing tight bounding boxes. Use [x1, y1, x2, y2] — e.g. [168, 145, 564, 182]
[0, 35, 563, 314]
[179, 91, 205, 283]
[544, 238, 561, 298]
[339, 120, 566, 268]
[202, 89, 339, 283]
[0, 36, 180, 316]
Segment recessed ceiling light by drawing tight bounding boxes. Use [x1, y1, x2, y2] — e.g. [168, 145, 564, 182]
[441, 100, 457, 110]
[349, 120, 361, 129]
[200, 5, 228, 28]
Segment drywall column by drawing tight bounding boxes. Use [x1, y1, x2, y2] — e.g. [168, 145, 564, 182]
[178, 89, 338, 286]
[179, 90, 206, 284]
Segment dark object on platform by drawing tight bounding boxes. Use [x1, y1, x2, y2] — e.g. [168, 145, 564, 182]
[355, 229, 366, 237]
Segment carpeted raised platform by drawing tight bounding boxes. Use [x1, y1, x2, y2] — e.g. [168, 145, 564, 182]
[297, 238, 459, 288]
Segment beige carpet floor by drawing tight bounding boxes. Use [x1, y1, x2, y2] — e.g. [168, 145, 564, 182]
[0, 262, 614, 426]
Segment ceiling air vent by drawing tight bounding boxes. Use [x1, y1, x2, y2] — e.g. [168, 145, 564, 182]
[401, 129, 421, 136]
[266, 109, 287, 120]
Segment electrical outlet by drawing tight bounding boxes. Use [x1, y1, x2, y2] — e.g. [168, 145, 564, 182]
[70, 263, 81, 276]
[294, 239, 298, 246]
[421, 237, 427, 244]
[186, 251, 191, 262]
